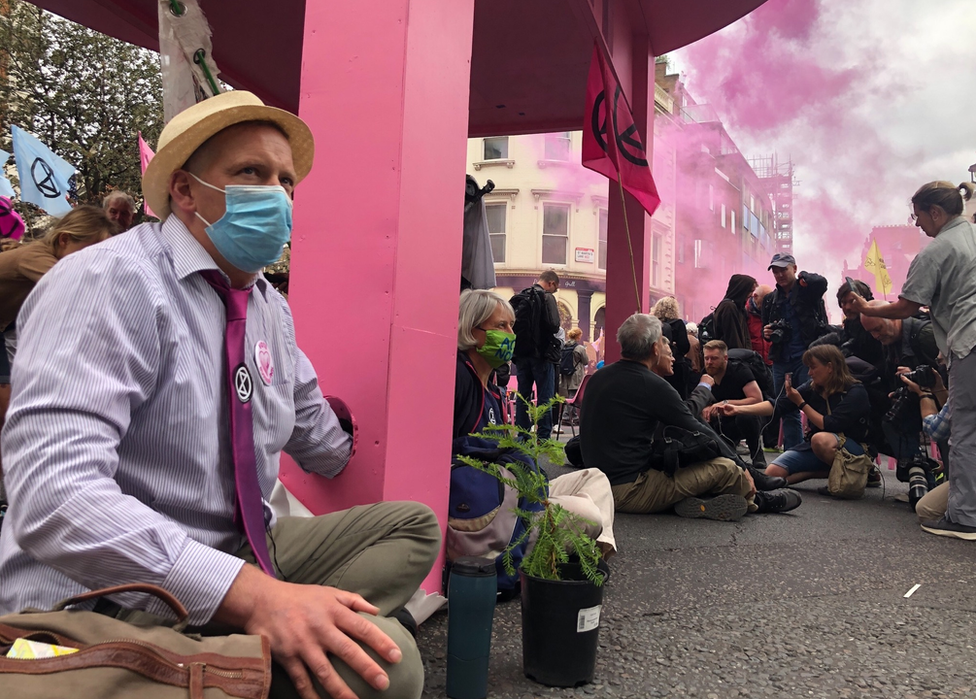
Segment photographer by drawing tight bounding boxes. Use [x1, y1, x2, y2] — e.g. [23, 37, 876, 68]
[897, 368, 950, 523]
[761, 254, 829, 449]
[859, 300, 940, 462]
[812, 279, 883, 366]
[854, 181, 976, 540]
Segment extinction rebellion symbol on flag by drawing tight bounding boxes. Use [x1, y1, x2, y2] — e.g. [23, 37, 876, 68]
[31, 158, 62, 199]
[591, 85, 649, 167]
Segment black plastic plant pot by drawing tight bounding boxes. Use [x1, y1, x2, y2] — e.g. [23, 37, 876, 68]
[520, 561, 608, 687]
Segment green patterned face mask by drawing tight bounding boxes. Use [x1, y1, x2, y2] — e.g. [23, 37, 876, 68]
[475, 329, 516, 368]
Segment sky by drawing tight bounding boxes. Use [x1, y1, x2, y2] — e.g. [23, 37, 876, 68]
[669, 0, 976, 310]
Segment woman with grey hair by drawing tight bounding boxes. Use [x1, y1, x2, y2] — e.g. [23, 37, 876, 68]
[451, 290, 617, 569]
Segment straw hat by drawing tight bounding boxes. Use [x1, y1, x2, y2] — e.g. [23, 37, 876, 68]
[142, 91, 314, 220]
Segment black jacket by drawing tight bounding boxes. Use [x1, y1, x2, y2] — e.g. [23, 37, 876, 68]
[761, 271, 829, 363]
[775, 382, 871, 444]
[454, 351, 507, 439]
[512, 283, 561, 362]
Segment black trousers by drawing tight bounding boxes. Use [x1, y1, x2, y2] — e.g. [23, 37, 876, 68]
[712, 414, 765, 466]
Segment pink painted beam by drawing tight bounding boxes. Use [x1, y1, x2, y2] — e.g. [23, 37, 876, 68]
[604, 32, 655, 362]
[281, 0, 476, 593]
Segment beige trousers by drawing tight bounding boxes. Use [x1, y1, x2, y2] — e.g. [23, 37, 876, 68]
[548, 468, 617, 554]
[610, 457, 755, 514]
[916, 481, 949, 523]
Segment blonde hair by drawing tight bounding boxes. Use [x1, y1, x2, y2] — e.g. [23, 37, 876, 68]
[567, 327, 583, 341]
[652, 296, 680, 322]
[41, 205, 115, 253]
[458, 289, 514, 351]
[911, 181, 974, 217]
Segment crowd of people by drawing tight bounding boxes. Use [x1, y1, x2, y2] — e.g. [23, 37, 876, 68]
[0, 86, 974, 699]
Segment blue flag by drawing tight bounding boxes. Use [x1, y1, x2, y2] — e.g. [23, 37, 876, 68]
[0, 149, 14, 199]
[11, 125, 74, 215]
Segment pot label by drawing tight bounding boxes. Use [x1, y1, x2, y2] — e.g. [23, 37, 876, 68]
[576, 604, 602, 633]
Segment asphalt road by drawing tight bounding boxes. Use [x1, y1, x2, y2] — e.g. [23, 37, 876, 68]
[417, 462, 975, 699]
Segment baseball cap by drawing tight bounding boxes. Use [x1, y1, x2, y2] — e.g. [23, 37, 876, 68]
[767, 253, 796, 270]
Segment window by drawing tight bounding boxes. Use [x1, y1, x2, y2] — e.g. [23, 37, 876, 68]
[598, 208, 608, 270]
[708, 185, 714, 211]
[694, 239, 703, 268]
[544, 132, 572, 161]
[542, 203, 570, 265]
[721, 204, 726, 228]
[483, 136, 508, 160]
[677, 235, 685, 264]
[652, 233, 662, 288]
[485, 203, 506, 263]
[731, 210, 736, 233]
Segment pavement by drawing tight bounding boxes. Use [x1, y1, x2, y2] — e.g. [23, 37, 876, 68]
[417, 449, 976, 699]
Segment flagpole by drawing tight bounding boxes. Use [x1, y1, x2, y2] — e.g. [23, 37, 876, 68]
[616, 178, 643, 314]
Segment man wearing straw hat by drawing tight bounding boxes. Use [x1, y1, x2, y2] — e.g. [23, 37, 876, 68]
[0, 91, 440, 699]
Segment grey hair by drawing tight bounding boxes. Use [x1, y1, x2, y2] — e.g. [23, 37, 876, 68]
[102, 190, 136, 210]
[616, 313, 662, 361]
[458, 289, 514, 351]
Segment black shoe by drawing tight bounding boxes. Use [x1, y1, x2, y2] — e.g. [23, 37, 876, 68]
[866, 469, 881, 488]
[748, 466, 787, 491]
[754, 488, 802, 514]
[391, 607, 418, 638]
[675, 493, 748, 521]
[920, 516, 976, 541]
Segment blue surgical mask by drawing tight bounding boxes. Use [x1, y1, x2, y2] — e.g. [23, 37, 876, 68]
[191, 173, 293, 273]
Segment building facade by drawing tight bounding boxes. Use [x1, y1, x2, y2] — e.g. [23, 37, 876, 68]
[468, 123, 677, 341]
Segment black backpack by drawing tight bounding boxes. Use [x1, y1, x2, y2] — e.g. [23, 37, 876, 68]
[699, 312, 716, 342]
[559, 344, 578, 376]
[727, 348, 775, 401]
[511, 287, 543, 358]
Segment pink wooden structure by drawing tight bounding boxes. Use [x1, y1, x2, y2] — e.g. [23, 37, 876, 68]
[30, 0, 768, 591]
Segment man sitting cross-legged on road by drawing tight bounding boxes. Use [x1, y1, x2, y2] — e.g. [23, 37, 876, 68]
[579, 313, 801, 521]
[700, 340, 768, 468]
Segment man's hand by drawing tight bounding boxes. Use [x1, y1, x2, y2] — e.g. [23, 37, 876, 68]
[698, 374, 715, 388]
[702, 404, 716, 421]
[743, 468, 757, 499]
[215, 565, 402, 699]
[718, 402, 739, 417]
[763, 324, 773, 340]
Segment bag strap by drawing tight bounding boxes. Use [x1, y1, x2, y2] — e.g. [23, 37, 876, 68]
[53, 584, 189, 625]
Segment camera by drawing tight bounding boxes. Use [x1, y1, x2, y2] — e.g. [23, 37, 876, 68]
[901, 365, 936, 390]
[885, 366, 936, 423]
[896, 455, 941, 509]
[768, 319, 791, 345]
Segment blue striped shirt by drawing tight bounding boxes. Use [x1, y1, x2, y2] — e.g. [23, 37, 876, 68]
[0, 217, 352, 624]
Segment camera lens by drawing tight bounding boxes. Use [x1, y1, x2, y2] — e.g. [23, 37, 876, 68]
[908, 465, 929, 508]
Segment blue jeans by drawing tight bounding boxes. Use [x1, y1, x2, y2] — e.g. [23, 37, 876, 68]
[772, 357, 809, 450]
[514, 357, 555, 441]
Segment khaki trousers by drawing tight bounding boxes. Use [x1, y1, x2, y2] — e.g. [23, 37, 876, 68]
[610, 457, 755, 514]
[548, 468, 617, 554]
[244, 502, 441, 699]
[916, 481, 949, 523]
[115, 501, 440, 699]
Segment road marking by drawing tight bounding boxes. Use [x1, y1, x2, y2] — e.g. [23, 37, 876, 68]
[903, 584, 921, 598]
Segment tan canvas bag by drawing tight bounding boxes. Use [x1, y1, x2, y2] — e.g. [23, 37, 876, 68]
[0, 583, 270, 699]
[827, 432, 873, 499]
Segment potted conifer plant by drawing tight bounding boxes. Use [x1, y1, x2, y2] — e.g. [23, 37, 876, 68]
[456, 396, 608, 687]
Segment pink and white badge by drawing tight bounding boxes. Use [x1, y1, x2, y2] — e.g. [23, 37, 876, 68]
[254, 340, 274, 385]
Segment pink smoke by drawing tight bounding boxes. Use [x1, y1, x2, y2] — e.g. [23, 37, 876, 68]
[674, 0, 930, 323]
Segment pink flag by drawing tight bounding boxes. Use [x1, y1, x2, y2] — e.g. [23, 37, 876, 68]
[582, 43, 661, 217]
[138, 132, 159, 219]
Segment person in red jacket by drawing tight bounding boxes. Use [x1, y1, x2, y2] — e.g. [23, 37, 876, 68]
[747, 284, 773, 366]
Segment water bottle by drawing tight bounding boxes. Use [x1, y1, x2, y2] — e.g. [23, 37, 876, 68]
[446, 557, 497, 699]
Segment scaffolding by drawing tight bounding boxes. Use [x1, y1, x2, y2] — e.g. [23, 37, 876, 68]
[747, 154, 797, 255]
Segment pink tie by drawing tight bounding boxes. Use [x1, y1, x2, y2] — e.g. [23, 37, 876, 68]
[201, 270, 276, 577]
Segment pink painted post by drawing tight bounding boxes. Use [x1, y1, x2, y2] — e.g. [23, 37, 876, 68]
[281, 0, 477, 592]
[604, 34, 655, 363]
